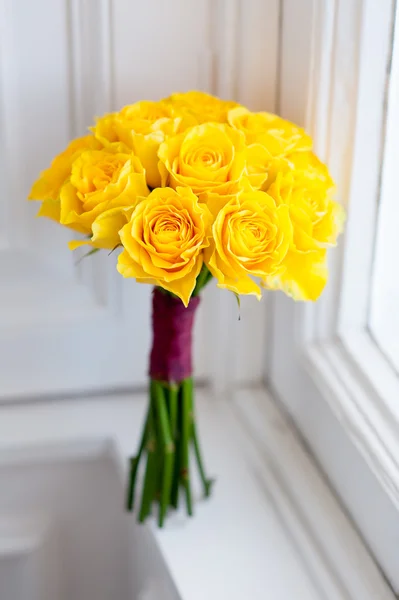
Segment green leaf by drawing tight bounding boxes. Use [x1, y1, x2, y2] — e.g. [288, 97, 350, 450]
[193, 265, 212, 296]
[108, 243, 122, 256]
[75, 247, 100, 265]
[233, 292, 241, 321]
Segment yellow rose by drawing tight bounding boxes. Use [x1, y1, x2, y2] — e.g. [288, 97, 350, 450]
[118, 187, 212, 306]
[93, 101, 182, 188]
[284, 150, 334, 190]
[58, 146, 149, 244]
[205, 190, 292, 298]
[245, 143, 274, 190]
[29, 134, 101, 221]
[119, 100, 174, 132]
[159, 123, 266, 202]
[228, 107, 313, 157]
[69, 205, 134, 252]
[268, 154, 341, 248]
[261, 149, 334, 195]
[163, 91, 239, 124]
[265, 166, 345, 300]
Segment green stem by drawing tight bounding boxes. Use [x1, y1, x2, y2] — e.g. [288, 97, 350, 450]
[167, 383, 179, 509]
[204, 268, 214, 286]
[169, 384, 178, 438]
[132, 377, 213, 524]
[181, 378, 193, 516]
[170, 386, 182, 509]
[126, 409, 149, 511]
[154, 381, 174, 527]
[138, 386, 158, 522]
[193, 265, 212, 296]
[191, 396, 213, 497]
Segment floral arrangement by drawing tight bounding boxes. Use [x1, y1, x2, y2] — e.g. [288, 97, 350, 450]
[29, 91, 344, 526]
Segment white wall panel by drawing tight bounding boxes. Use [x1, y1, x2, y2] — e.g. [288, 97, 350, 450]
[0, 0, 280, 399]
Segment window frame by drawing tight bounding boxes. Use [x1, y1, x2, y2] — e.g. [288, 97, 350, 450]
[368, 0, 399, 374]
[268, 0, 399, 590]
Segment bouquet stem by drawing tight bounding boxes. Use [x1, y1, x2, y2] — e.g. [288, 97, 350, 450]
[127, 377, 212, 526]
[126, 273, 213, 526]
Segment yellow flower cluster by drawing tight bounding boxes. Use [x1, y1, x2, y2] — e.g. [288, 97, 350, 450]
[29, 91, 344, 306]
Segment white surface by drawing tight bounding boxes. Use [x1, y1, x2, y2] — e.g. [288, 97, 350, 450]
[0, 0, 151, 396]
[0, 392, 316, 600]
[272, 0, 399, 591]
[0, 447, 132, 600]
[233, 389, 393, 600]
[0, 517, 61, 600]
[0, 437, 179, 600]
[309, 330, 399, 506]
[0, 389, 392, 600]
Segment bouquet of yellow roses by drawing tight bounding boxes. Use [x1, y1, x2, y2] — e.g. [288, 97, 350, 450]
[29, 91, 344, 527]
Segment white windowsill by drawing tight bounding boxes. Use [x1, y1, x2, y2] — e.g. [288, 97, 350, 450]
[305, 331, 399, 509]
[0, 388, 392, 600]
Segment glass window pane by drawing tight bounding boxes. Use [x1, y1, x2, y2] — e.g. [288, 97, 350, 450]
[369, 15, 399, 370]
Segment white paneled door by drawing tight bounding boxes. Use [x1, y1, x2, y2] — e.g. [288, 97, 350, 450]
[0, 0, 278, 399]
[1, 0, 156, 398]
[0, 1, 280, 598]
[0, 0, 212, 398]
